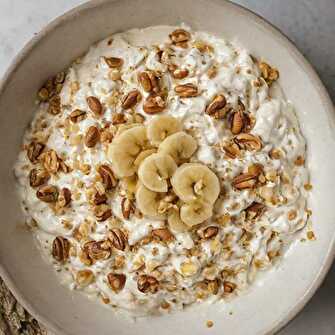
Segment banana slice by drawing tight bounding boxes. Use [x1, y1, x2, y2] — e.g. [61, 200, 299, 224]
[135, 183, 166, 219]
[171, 163, 220, 204]
[158, 131, 197, 164]
[147, 115, 182, 146]
[168, 208, 188, 233]
[115, 123, 143, 137]
[108, 125, 148, 177]
[180, 200, 213, 227]
[134, 149, 157, 167]
[138, 153, 177, 192]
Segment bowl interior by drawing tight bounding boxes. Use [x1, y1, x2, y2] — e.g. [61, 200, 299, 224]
[0, 0, 334, 334]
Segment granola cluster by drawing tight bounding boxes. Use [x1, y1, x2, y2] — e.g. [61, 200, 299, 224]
[14, 26, 310, 316]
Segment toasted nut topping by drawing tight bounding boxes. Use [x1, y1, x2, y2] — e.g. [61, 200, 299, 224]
[138, 71, 160, 93]
[36, 185, 59, 202]
[223, 281, 237, 293]
[108, 228, 127, 251]
[58, 187, 72, 207]
[294, 155, 305, 166]
[104, 57, 123, 68]
[231, 110, 245, 134]
[206, 95, 227, 116]
[92, 191, 108, 205]
[121, 90, 141, 109]
[169, 29, 191, 43]
[121, 198, 135, 219]
[27, 142, 45, 163]
[221, 142, 241, 159]
[207, 279, 220, 295]
[137, 275, 159, 293]
[202, 226, 219, 239]
[48, 95, 61, 115]
[83, 240, 111, 261]
[232, 173, 258, 190]
[40, 150, 59, 174]
[259, 62, 279, 85]
[94, 204, 112, 222]
[111, 113, 127, 125]
[247, 163, 264, 177]
[174, 83, 198, 98]
[84, 126, 100, 148]
[70, 109, 86, 123]
[234, 133, 262, 151]
[168, 65, 189, 79]
[87, 96, 103, 116]
[245, 202, 265, 220]
[98, 164, 117, 190]
[152, 228, 174, 242]
[52, 236, 70, 262]
[76, 269, 95, 287]
[143, 94, 166, 114]
[107, 273, 126, 293]
[29, 168, 50, 187]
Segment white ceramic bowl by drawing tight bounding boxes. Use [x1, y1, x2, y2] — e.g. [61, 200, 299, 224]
[0, 1, 334, 334]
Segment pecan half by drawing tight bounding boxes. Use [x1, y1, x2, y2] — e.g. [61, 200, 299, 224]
[168, 65, 189, 79]
[202, 226, 219, 239]
[98, 164, 117, 190]
[57, 187, 72, 207]
[206, 95, 227, 116]
[234, 133, 262, 151]
[70, 109, 86, 123]
[174, 83, 198, 98]
[121, 90, 141, 109]
[27, 142, 45, 163]
[152, 228, 174, 242]
[232, 173, 258, 190]
[138, 71, 160, 93]
[29, 168, 50, 187]
[92, 191, 108, 205]
[107, 273, 126, 293]
[87, 96, 103, 116]
[259, 62, 279, 85]
[41, 150, 59, 174]
[169, 29, 191, 44]
[245, 202, 265, 221]
[221, 142, 241, 159]
[121, 198, 135, 219]
[104, 57, 123, 68]
[137, 275, 159, 294]
[108, 228, 127, 251]
[84, 126, 100, 148]
[230, 110, 247, 134]
[36, 185, 59, 202]
[94, 204, 112, 222]
[143, 94, 166, 114]
[83, 240, 111, 261]
[48, 95, 61, 115]
[52, 236, 70, 262]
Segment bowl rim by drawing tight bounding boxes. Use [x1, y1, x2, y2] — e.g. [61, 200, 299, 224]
[0, 0, 334, 334]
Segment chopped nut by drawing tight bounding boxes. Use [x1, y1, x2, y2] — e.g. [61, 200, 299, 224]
[152, 228, 174, 242]
[307, 231, 316, 241]
[206, 95, 227, 116]
[27, 142, 45, 163]
[201, 226, 219, 239]
[57, 187, 72, 207]
[138, 71, 160, 93]
[36, 185, 59, 203]
[223, 281, 237, 293]
[52, 236, 70, 262]
[169, 29, 191, 44]
[294, 155, 305, 166]
[245, 202, 265, 221]
[92, 190, 107, 205]
[40, 149, 59, 174]
[232, 172, 258, 190]
[287, 209, 297, 221]
[121, 89, 141, 109]
[259, 61, 279, 85]
[48, 95, 61, 115]
[107, 273, 126, 293]
[94, 204, 112, 222]
[143, 94, 166, 114]
[174, 83, 198, 98]
[234, 133, 262, 151]
[70, 109, 86, 123]
[76, 269, 95, 287]
[121, 198, 135, 219]
[304, 183, 313, 191]
[269, 148, 282, 160]
[111, 113, 127, 125]
[108, 228, 127, 251]
[137, 275, 159, 293]
[221, 141, 241, 159]
[87, 96, 103, 116]
[206, 320, 214, 328]
[104, 57, 123, 68]
[168, 64, 189, 79]
[83, 240, 111, 261]
[98, 164, 117, 190]
[29, 168, 50, 187]
[84, 126, 100, 148]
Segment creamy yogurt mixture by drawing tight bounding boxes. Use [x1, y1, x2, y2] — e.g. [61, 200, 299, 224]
[14, 25, 311, 317]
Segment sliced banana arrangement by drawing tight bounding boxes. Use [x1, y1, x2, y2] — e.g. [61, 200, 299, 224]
[108, 115, 220, 228]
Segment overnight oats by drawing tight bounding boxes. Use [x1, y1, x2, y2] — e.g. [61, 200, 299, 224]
[14, 26, 311, 317]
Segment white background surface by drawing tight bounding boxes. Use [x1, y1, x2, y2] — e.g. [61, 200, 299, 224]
[0, 0, 334, 334]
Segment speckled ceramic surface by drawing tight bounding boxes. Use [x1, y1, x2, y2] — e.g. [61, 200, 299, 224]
[0, 1, 334, 334]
